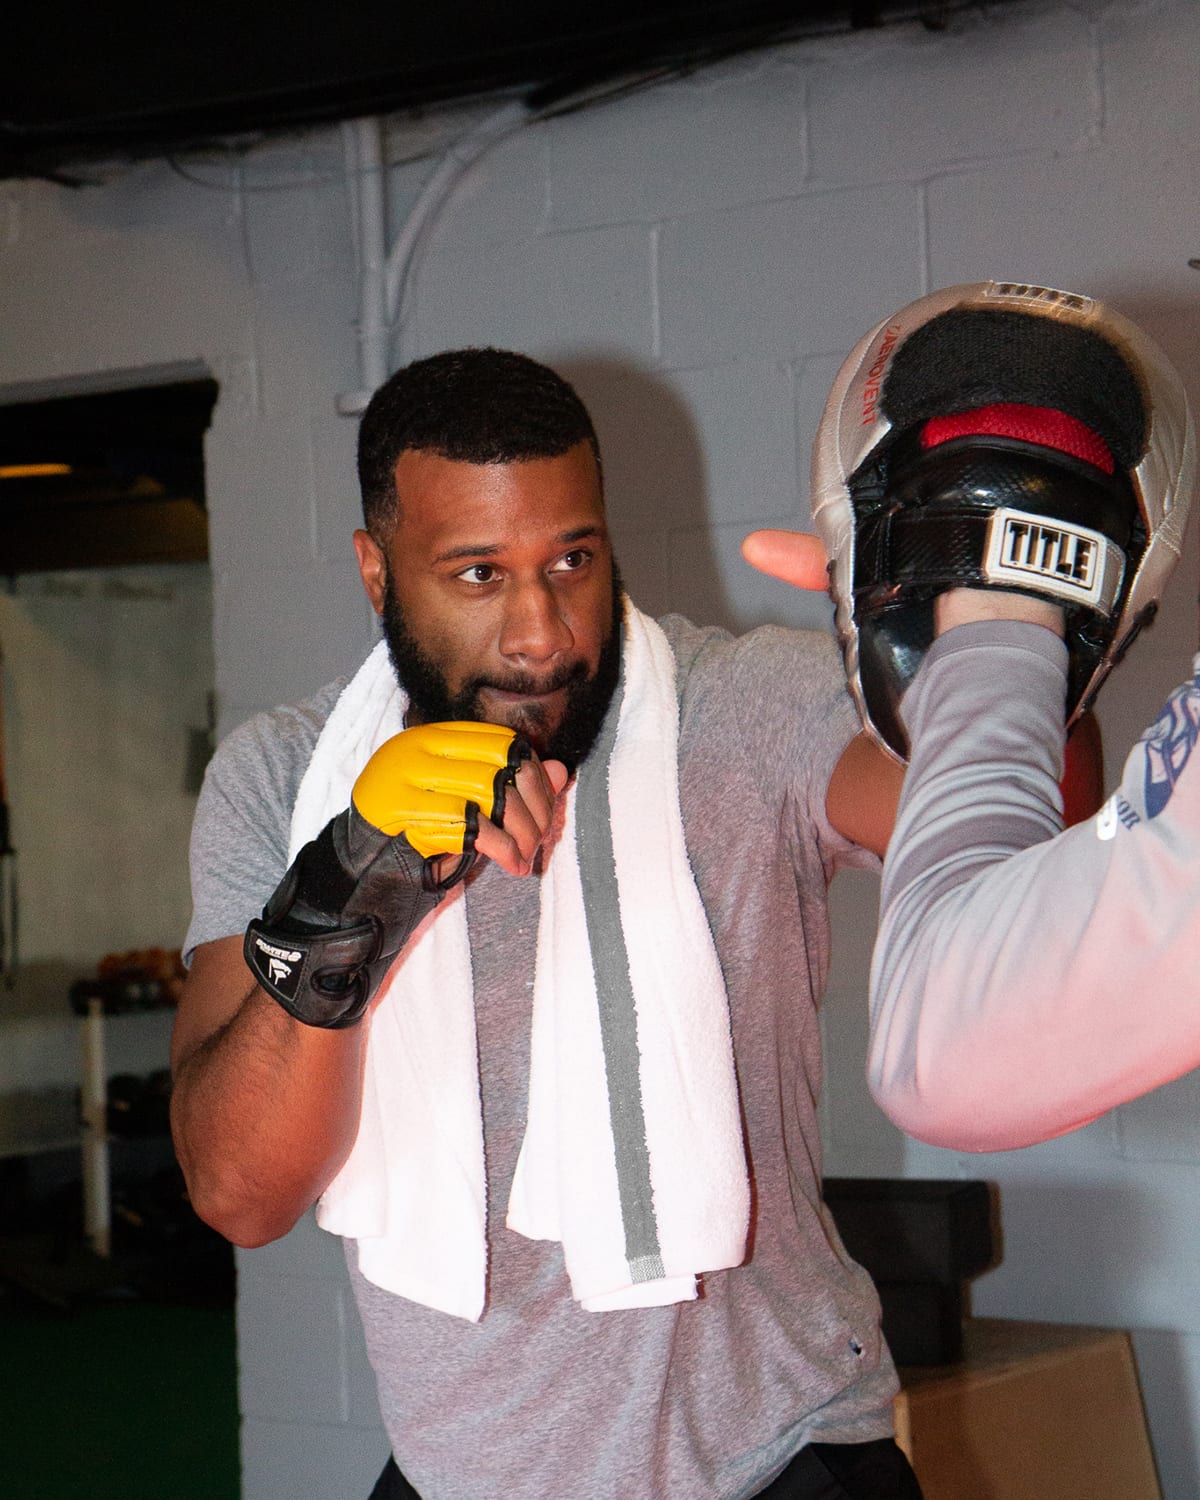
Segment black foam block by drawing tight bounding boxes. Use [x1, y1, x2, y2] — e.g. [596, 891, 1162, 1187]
[881, 309, 1146, 468]
[824, 1177, 997, 1365]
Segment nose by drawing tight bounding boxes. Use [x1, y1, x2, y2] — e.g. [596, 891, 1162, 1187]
[499, 577, 574, 665]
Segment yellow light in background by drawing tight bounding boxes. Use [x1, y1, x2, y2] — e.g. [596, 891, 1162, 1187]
[0, 463, 73, 479]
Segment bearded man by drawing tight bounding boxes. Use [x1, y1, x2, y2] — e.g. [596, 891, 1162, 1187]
[171, 348, 922, 1500]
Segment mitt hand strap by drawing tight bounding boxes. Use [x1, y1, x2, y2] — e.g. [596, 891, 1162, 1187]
[855, 503, 1126, 616]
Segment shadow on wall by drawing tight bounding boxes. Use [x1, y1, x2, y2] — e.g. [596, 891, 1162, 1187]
[971, 1177, 1155, 1322]
[555, 353, 834, 637]
[556, 354, 708, 622]
[1130, 1326, 1200, 1498]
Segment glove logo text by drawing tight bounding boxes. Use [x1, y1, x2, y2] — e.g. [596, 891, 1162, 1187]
[253, 936, 302, 963]
[860, 324, 902, 425]
[983, 507, 1123, 614]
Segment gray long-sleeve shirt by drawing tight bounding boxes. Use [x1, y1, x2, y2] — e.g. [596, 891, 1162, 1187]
[872, 619, 1200, 1152]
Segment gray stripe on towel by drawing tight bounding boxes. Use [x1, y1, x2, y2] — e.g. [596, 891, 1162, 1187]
[574, 656, 663, 1282]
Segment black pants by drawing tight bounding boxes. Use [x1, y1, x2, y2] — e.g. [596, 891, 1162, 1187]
[368, 1438, 924, 1499]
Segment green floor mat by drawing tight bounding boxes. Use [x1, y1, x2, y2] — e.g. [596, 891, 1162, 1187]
[0, 1296, 240, 1499]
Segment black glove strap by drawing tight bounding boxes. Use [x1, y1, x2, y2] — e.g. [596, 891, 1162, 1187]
[245, 810, 443, 1029]
[244, 918, 379, 1029]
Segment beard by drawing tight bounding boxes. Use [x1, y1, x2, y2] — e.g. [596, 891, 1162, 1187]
[381, 562, 624, 773]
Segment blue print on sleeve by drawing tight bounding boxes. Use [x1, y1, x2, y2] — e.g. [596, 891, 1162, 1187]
[1141, 668, 1200, 818]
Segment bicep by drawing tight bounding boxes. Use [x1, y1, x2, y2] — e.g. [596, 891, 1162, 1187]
[826, 732, 905, 857]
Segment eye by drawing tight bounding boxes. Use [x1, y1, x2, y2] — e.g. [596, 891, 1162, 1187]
[455, 562, 499, 585]
[550, 548, 592, 574]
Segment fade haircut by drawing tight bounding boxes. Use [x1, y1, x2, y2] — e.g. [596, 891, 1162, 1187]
[357, 347, 602, 536]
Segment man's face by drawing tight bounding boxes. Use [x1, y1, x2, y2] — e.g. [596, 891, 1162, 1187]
[354, 440, 620, 769]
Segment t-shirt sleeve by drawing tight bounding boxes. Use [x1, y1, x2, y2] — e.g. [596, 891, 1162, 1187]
[182, 693, 333, 961]
[870, 623, 1200, 1151]
[729, 625, 877, 877]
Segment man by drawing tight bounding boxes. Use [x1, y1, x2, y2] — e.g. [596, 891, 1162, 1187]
[172, 349, 919, 1500]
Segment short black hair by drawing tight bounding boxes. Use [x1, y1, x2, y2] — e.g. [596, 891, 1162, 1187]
[357, 347, 602, 535]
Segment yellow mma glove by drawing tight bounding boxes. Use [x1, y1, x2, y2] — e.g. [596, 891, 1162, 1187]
[353, 720, 532, 861]
[245, 722, 531, 1028]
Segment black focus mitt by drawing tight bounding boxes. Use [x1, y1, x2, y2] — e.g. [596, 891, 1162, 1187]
[811, 281, 1195, 761]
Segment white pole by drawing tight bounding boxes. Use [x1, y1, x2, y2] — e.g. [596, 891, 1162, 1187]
[80, 997, 111, 1257]
[383, 100, 530, 353]
[337, 115, 390, 415]
[338, 99, 530, 415]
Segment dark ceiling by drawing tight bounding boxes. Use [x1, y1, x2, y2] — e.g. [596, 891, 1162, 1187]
[4, 0, 971, 571]
[4, 0, 955, 182]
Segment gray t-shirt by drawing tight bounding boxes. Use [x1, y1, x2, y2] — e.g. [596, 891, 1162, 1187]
[186, 615, 897, 1500]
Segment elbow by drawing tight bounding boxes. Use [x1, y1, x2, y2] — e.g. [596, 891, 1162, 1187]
[227, 1219, 300, 1251]
[179, 1155, 309, 1249]
[189, 1180, 306, 1249]
[867, 1036, 1005, 1152]
[170, 1097, 320, 1249]
[868, 1063, 1059, 1154]
[867, 973, 1038, 1152]
[866, 1019, 973, 1147]
[868, 1069, 955, 1147]
[870, 1079, 999, 1152]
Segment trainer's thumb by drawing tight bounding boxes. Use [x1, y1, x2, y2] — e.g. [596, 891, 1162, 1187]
[741, 529, 829, 592]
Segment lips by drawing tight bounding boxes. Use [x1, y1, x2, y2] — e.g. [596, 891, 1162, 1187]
[484, 687, 560, 706]
[476, 683, 567, 723]
[475, 661, 587, 702]
[474, 668, 586, 742]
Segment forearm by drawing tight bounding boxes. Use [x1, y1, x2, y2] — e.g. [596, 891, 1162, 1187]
[174, 733, 564, 1247]
[171, 944, 368, 1246]
[871, 626, 1200, 1148]
[869, 621, 1069, 1145]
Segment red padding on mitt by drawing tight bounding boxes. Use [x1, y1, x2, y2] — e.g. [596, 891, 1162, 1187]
[921, 402, 1115, 474]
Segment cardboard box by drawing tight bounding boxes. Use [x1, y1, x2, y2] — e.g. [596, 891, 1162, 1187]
[895, 1319, 1161, 1500]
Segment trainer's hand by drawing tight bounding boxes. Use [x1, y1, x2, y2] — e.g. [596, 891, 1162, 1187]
[741, 529, 830, 591]
[470, 755, 569, 877]
[934, 587, 1064, 638]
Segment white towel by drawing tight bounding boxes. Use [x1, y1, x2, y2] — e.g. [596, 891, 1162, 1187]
[301, 603, 749, 1322]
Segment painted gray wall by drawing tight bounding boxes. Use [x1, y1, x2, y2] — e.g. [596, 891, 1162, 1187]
[3, 0, 1199, 1493]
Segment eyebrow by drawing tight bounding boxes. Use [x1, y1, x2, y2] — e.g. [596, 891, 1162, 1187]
[433, 524, 605, 565]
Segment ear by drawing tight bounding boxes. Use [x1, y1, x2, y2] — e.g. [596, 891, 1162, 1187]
[353, 529, 387, 616]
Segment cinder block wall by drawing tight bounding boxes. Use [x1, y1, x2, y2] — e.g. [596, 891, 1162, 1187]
[3, 1, 1199, 1494]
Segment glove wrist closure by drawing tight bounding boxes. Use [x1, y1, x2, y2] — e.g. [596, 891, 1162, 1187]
[245, 808, 442, 1029]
